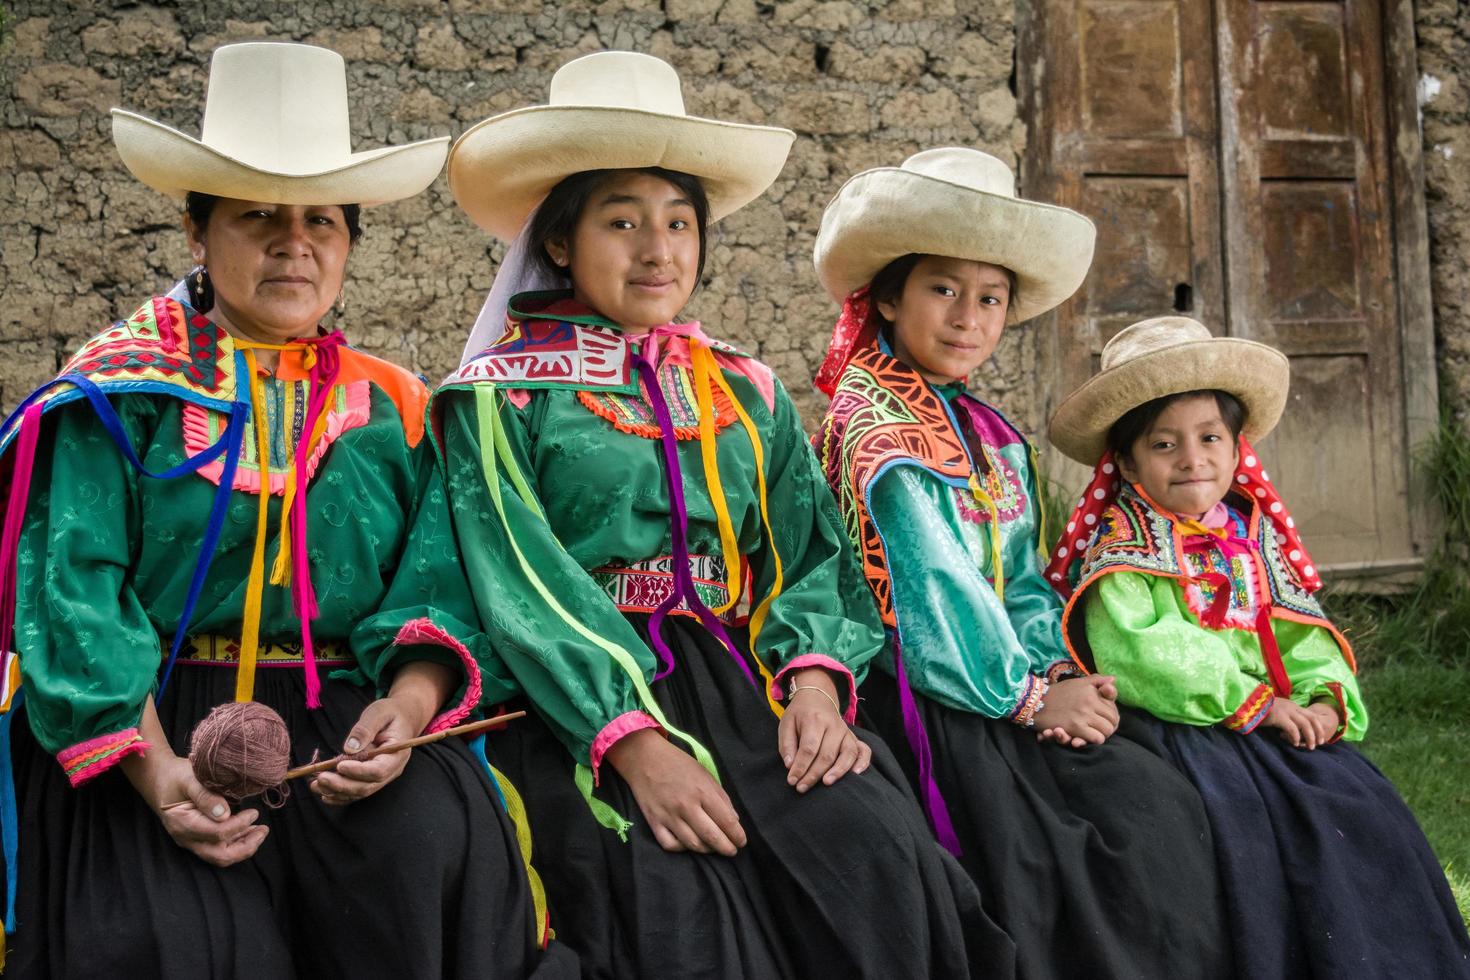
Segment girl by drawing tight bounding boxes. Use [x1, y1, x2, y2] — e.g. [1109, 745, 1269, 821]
[433, 52, 1008, 978]
[814, 147, 1234, 979]
[1048, 314, 1470, 977]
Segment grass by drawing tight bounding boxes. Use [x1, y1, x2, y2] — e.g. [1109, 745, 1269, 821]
[1317, 412, 1470, 924]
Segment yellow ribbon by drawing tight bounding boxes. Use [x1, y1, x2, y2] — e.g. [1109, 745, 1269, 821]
[690, 343, 785, 716]
[235, 347, 272, 702]
[969, 474, 1005, 603]
[472, 385, 720, 836]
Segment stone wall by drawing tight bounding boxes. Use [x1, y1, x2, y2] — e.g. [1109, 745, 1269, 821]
[1415, 0, 1470, 426]
[0, 0, 1024, 430]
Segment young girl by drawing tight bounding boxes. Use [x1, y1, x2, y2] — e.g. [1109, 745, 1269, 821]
[814, 147, 1232, 978]
[1048, 314, 1470, 977]
[432, 53, 1008, 978]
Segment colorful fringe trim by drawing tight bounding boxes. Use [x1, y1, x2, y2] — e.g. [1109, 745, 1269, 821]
[1225, 684, 1275, 734]
[57, 728, 149, 787]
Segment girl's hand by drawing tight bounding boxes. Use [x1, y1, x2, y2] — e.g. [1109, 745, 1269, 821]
[312, 660, 457, 805]
[607, 728, 746, 856]
[1262, 698, 1330, 750]
[1031, 676, 1120, 747]
[1303, 701, 1340, 749]
[127, 751, 268, 867]
[778, 668, 871, 792]
[1037, 675, 1120, 744]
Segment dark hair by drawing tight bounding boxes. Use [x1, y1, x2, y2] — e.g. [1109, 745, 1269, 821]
[184, 191, 363, 242]
[864, 253, 1019, 334]
[525, 167, 711, 285]
[1106, 389, 1246, 462]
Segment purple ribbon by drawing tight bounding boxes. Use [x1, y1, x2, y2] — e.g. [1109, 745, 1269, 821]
[892, 643, 963, 856]
[632, 347, 757, 687]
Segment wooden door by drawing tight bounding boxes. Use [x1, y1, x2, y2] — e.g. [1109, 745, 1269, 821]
[1021, 0, 1437, 578]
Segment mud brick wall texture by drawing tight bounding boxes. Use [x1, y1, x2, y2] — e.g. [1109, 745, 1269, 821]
[1416, 0, 1470, 426]
[0, 0, 1026, 431]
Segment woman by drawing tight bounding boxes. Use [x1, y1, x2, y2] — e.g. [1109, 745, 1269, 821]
[0, 42, 572, 978]
[434, 51, 1010, 978]
[812, 148, 1233, 978]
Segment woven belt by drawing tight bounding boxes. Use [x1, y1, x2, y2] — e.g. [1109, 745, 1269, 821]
[173, 634, 353, 667]
[590, 554, 742, 624]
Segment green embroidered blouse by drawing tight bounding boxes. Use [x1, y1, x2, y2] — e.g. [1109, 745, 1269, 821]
[436, 307, 884, 776]
[15, 374, 508, 781]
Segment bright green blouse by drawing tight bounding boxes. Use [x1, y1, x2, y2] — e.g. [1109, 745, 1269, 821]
[1084, 571, 1367, 740]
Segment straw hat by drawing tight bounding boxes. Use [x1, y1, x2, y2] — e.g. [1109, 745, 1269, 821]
[111, 42, 449, 206]
[813, 147, 1096, 323]
[1048, 316, 1290, 464]
[448, 51, 796, 239]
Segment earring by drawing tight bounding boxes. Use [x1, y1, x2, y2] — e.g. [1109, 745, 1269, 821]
[335, 288, 346, 315]
[187, 264, 214, 312]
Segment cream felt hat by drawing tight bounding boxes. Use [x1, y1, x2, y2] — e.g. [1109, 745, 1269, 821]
[111, 42, 449, 206]
[813, 147, 1096, 324]
[1048, 316, 1290, 464]
[448, 51, 796, 239]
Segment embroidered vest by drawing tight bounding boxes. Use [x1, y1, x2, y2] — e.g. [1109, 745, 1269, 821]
[1060, 485, 1353, 671]
[814, 344, 1034, 628]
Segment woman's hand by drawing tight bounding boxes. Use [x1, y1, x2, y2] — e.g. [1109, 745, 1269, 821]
[778, 667, 871, 792]
[1264, 699, 1336, 750]
[312, 660, 456, 805]
[607, 728, 746, 856]
[124, 747, 268, 867]
[1304, 701, 1341, 747]
[1031, 675, 1120, 747]
[121, 699, 267, 866]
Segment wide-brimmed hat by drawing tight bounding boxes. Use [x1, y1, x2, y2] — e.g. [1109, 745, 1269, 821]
[111, 42, 448, 206]
[1048, 316, 1290, 464]
[448, 50, 796, 239]
[813, 147, 1096, 323]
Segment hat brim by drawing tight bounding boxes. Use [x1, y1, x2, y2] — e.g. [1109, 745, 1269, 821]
[446, 105, 796, 239]
[813, 167, 1097, 324]
[111, 110, 449, 207]
[1047, 338, 1290, 464]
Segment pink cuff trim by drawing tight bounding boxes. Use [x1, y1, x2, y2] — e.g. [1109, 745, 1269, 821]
[58, 729, 150, 788]
[771, 654, 858, 724]
[393, 617, 484, 734]
[590, 711, 663, 786]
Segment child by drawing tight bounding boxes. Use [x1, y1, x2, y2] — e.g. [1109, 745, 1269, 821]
[814, 147, 1232, 978]
[1049, 314, 1470, 977]
[433, 54, 1008, 978]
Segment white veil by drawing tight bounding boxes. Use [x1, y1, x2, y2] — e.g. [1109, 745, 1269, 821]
[459, 219, 564, 367]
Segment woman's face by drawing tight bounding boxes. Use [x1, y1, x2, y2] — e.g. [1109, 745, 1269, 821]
[877, 256, 1011, 384]
[1117, 393, 1241, 521]
[186, 199, 353, 343]
[545, 171, 701, 332]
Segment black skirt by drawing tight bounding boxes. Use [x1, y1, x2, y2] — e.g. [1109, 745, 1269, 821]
[6, 664, 580, 980]
[1127, 711, 1470, 979]
[861, 669, 1234, 980]
[486, 614, 1016, 979]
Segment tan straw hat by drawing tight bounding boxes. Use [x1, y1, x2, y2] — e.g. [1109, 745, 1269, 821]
[448, 51, 796, 239]
[111, 42, 449, 206]
[1048, 316, 1290, 464]
[813, 147, 1096, 323]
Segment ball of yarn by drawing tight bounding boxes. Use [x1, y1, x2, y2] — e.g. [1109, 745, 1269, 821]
[189, 701, 292, 804]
